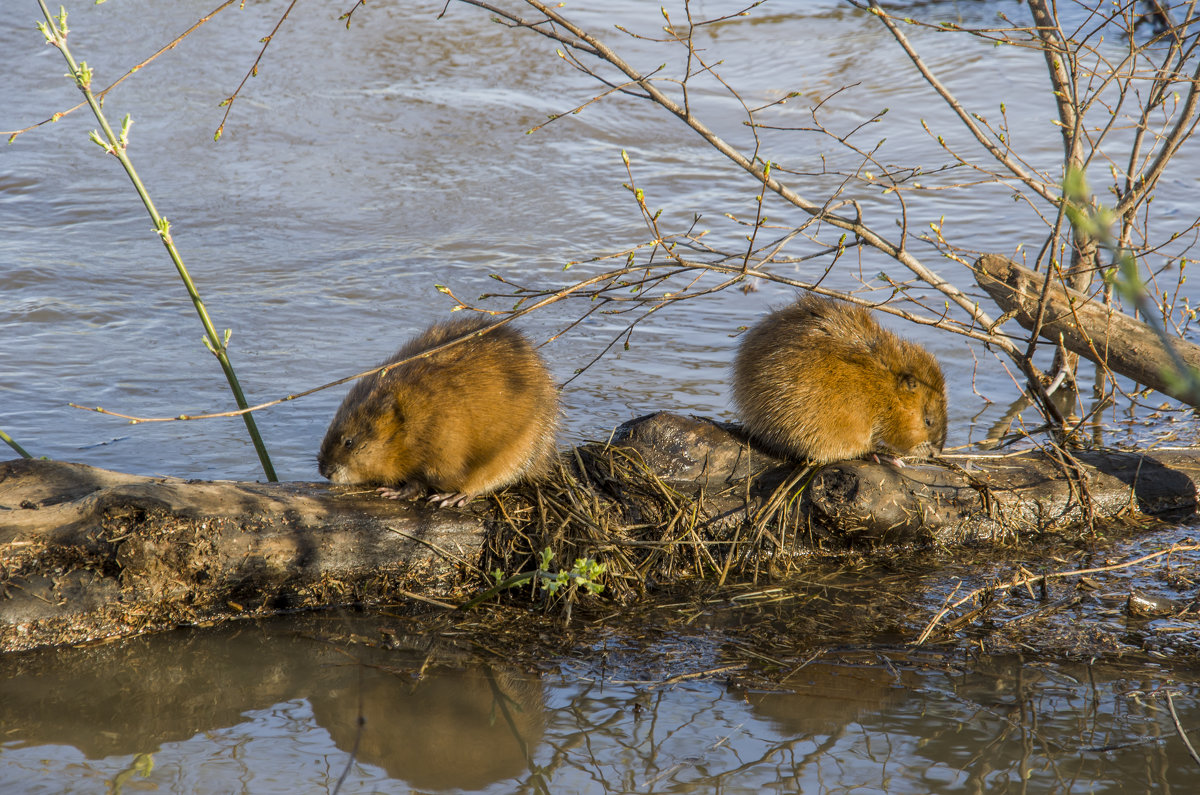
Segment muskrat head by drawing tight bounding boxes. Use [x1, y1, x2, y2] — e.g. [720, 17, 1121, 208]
[317, 388, 417, 486]
[878, 363, 948, 459]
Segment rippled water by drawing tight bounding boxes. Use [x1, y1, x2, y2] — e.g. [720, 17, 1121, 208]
[4, 0, 1197, 482]
[4, 1, 1200, 791]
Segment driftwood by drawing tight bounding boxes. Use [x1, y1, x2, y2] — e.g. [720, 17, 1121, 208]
[2, 411, 1197, 652]
[973, 253, 1200, 404]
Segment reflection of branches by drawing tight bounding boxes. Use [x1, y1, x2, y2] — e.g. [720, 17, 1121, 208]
[1167, 690, 1200, 768]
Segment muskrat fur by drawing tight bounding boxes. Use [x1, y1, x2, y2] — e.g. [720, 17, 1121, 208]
[318, 316, 559, 507]
[731, 294, 946, 464]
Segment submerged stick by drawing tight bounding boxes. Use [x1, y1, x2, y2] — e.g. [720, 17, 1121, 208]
[914, 543, 1200, 644]
[1167, 691, 1200, 768]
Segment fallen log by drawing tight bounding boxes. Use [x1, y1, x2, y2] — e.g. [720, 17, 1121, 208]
[610, 413, 1198, 543]
[2, 411, 1197, 652]
[0, 460, 482, 652]
[973, 253, 1200, 405]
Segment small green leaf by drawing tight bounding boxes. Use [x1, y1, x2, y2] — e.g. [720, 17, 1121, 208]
[118, 114, 133, 149]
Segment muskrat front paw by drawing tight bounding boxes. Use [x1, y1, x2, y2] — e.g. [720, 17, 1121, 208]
[377, 483, 422, 500]
[427, 491, 473, 508]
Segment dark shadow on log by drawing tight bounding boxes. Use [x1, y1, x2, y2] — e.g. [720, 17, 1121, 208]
[3, 412, 1199, 652]
[1075, 450, 1199, 516]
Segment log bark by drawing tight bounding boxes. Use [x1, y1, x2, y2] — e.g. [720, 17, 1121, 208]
[2, 412, 1198, 652]
[0, 459, 482, 652]
[973, 253, 1200, 404]
[609, 413, 1198, 544]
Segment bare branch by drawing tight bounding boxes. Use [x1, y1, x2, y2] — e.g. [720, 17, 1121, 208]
[4, 0, 240, 142]
[857, 0, 1059, 204]
[213, 0, 301, 142]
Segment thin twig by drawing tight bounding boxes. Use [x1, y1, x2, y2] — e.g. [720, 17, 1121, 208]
[4, 0, 240, 142]
[213, 0, 301, 141]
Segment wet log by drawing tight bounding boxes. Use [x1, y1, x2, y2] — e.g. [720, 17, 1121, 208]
[608, 412, 1199, 546]
[973, 253, 1200, 405]
[3, 412, 1198, 652]
[0, 458, 482, 653]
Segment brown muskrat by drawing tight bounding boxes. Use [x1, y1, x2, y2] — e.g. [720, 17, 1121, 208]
[317, 316, 559, 507]
[731, 294, 946, 464]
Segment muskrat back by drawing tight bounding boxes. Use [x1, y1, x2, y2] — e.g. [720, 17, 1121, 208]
[731, 294, 946, 464]
[318, 316, 559, 506]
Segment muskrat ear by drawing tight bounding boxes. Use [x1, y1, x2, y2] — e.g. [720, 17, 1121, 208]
[899, 373, 919, 391]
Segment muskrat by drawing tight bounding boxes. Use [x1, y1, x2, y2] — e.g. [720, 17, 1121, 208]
[317, 316, 559, 507]
[731, 294, 946, 464]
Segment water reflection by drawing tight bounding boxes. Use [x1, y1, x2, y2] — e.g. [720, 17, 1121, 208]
[0, 619, 544, 792]
[1, 614, 1198, 793]
[311, 658, 544, 790]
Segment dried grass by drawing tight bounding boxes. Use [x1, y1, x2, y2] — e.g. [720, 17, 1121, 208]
[481, 441, 826, 605]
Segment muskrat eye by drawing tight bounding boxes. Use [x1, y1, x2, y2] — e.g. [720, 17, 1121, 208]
[342, 437, 355, 451]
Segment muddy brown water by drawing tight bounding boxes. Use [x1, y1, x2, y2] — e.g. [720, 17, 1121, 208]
[1, 589, 1199, 794]
[3, 0, 1200, 791]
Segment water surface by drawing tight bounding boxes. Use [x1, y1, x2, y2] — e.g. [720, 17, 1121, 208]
[4, 1, 1200, 791]
[4, 0, 1199, 481]
[1, 611, 1197, 794]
